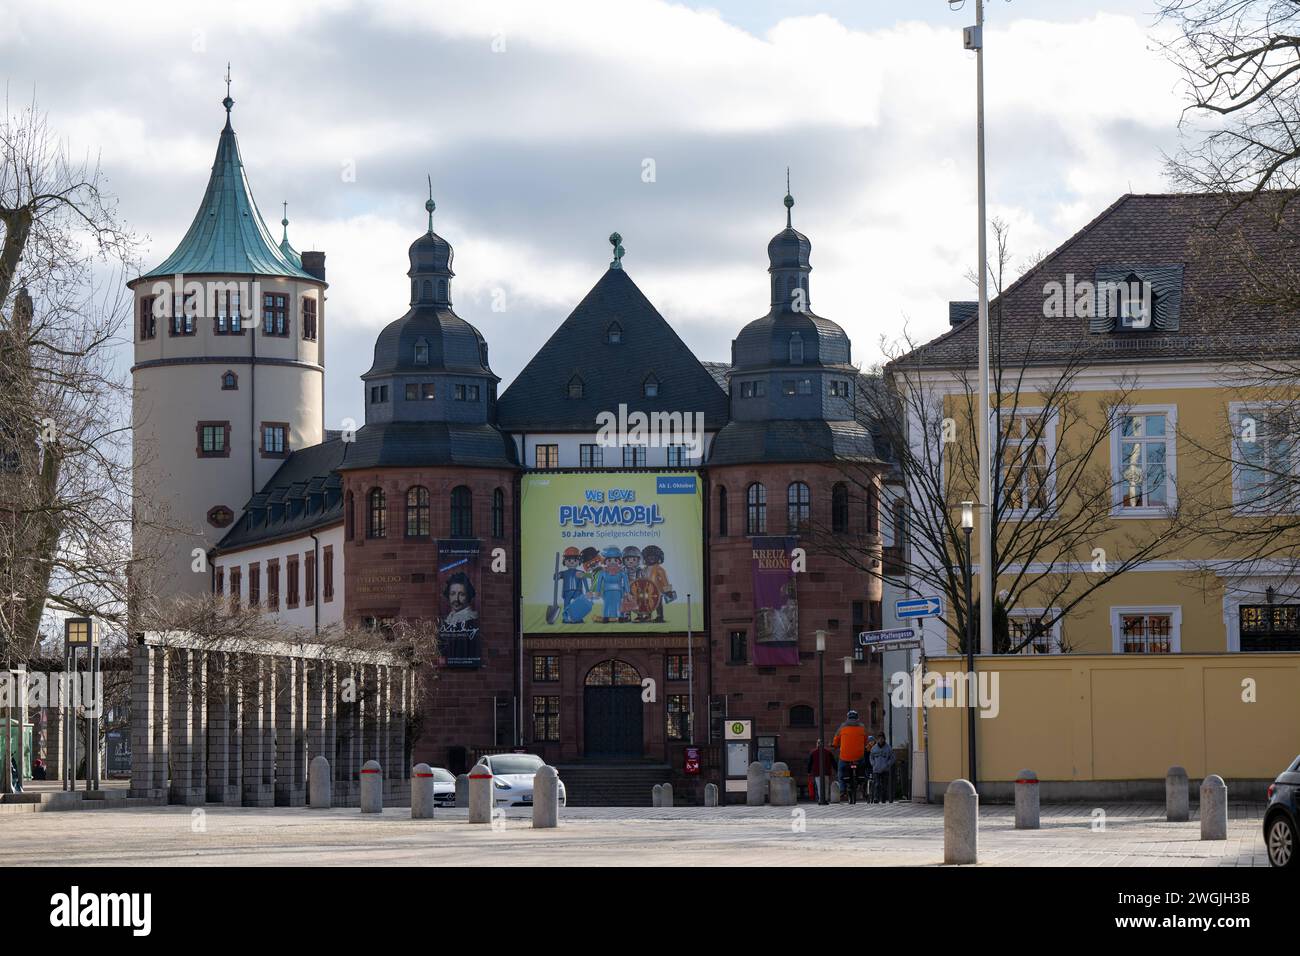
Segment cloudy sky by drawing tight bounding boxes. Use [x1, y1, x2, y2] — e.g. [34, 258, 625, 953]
[1, 0, 1188, 429]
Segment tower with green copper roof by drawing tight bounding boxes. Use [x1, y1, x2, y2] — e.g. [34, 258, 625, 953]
[128, 74, 329, 603]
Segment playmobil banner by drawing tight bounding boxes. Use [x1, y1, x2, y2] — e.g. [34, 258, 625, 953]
[751, 536, 799, 666]
[521, 472, 703, 633]
[436, 539, 482, 667]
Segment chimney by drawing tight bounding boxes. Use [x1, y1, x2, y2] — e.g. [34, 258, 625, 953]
[301, 251, 327, 282]
[949, 301, 978, 328]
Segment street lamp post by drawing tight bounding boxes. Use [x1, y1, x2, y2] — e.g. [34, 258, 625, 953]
[817, 629, 828, 805]
[843, 655, 853, 712]
[961, 501, 977, 791]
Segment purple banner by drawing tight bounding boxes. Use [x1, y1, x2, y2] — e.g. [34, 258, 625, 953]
[751, 536, 799, 666]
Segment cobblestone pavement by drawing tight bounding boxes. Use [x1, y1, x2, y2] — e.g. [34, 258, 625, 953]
[0, 801, 1268, 867]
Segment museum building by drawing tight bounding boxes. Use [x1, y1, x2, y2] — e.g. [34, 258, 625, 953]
[134, 96, 892, 791]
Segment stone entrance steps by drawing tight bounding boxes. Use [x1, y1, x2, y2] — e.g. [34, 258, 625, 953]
[554, 763, 671, 807]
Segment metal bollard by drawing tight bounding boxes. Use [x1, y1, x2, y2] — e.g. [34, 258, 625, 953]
[360, 760, 383, 813]
[746, 761, 767, 806]
[411, 763, 435, 819]
[662, 782, 674, 807]
[1014, 769, 1039, 830]
[1166, 766, 1189, 822]
[308, 755, 331, 809]
[455, 773, 469, 808]
[769, 762, 795, 806]
[533, 765, 559, 829]
[468, 764, 493, 824]
[1200, 774, 1228, 841]
[652, 784, 663, 808]
[704, 783, 719, 807]
[944, 779, 978, 864]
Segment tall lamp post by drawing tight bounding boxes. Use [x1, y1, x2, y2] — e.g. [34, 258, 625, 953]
[961, 501, 977, 791]
[816, 629, 828, 805]
[843, 656, 853, 712]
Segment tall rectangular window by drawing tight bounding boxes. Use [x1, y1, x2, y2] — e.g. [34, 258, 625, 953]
[532, 696, 560, 742]
[622, 445, 646, 467]
[666, 695, 689, 741]
[728, 630, 748, 664]
[214, 566, 224, 597]
[261, 423, 288, 458]
[286, 555, 299, 608]
[304, 551, 316, 606]
[323, 546, 334, 602]
[1001, 414, 1052, 513]
[666, 654, 691, 681]
[249, 564, 261, 607]
[262, 293, 288, 335]
[170, 292, 196, 335]
[139, 296, 157, 339]
[535, 444, 559, 468]
[1116, 411, 1171, 510]
[197, 422, 230, 458]
[229, 566, 241, 608]
[1232, 404, 1300, 511]
[266, 559, 280, 610]
[532, 655, 560, 682]
[666, 445, 690, 466]
[302, 296, 318, 341]
[579, 444, 603, 468]
[215, 289, 243, 334]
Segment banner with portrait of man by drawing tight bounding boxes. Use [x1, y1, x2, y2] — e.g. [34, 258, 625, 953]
[436, 539, 482, 668]
[751, 536, 799, 666]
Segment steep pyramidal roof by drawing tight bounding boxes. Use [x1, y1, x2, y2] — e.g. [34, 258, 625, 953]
[497, 265, 729, 432]
[141, 97, 317, 281]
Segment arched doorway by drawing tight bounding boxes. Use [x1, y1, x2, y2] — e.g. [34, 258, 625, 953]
[583, 660, 643, 758]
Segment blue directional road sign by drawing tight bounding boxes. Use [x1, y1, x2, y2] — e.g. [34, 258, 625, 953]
[896, 596, 944, 619]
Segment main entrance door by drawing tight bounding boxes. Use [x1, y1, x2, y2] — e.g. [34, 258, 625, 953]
[583, 660, 643, 758]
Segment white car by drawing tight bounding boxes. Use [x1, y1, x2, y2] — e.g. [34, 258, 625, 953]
[431, 767, 457, 808]
[475, 753, 567, 808]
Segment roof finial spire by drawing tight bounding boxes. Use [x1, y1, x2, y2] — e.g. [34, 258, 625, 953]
[425, 174, 436, 235]
[222, 63, 234, 124]
[281, 201, 289, 242]
[609, 231, 625, 270]
[784, 167, 794, 229]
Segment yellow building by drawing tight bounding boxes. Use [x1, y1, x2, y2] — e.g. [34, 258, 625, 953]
[891, 193, 1300, 659]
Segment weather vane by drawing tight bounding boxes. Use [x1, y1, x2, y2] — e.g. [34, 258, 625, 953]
[609, 232, 625, 270]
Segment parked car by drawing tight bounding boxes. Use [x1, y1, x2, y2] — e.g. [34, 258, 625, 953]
[431, 767, 457, 808]
[474, 753, 566, 808]
[1265, 754, 1300, 868]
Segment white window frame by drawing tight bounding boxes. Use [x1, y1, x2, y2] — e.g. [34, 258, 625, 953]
[1228, 401, 1300, 514]
[998, 408, 1057, 518]
[1109, 605, 1182, 654]
[1109, 403, 1177, 517]
[1004, 607, 1063, 654]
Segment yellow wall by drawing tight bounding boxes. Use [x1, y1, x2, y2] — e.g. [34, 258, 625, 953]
[918, 653, 1300, 784]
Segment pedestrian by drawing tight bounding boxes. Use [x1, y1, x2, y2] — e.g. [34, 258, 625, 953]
[869, 733, 895, 803]
[831, 710, 867, 803]
[10, 755, 22, 793]
[806, 741, 835, 801]
[32, 757, 46, 781]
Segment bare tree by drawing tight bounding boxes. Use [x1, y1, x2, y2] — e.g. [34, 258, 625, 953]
[0, 96, 137, 664]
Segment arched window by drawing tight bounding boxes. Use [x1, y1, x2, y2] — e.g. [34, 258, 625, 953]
[406, 486, 430, 537]
[746, 483, 766, 535]
[567, 375, 584, 399]
[717, 486, 728, 537]
[789, 704, 815, 728]
[643, 374, 659, 398]
[367, 488, 386, 539]
[606, 322, 622, 344]
[450, 485, 473, 538]
[787, 481, 810, 532]
[492, 487, 505, 538]
[832, 482, 849, 534]
[220, 370, 238, 390]
[345, 491, 355, 540]
[789, 332, 804, 364]
[867, 482, 880, 535]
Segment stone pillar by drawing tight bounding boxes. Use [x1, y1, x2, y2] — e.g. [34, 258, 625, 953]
[377, 666, 390, 800]
[455, 773, 469, 808]
[1014, 769, 1040, 830]
[225, 652, 242, 806]
[704, 783, 719, 807]
[168, 648, 196, 805]
[293, 657, 308, 800]
[152, 645, 169, 795]
[533, 765, 559, 828]
[127, 639, 154, 798]
[241, 657, 272, 807]
[206, 652, 230, 804]
[261, 656, 276, 796]
[769, 762, 795, 806]
[652, 784, 663, 808]
[411, 762, 435, 819]
[274, 656, 305, 806]
[662, 782, 674, 807]
[469, 764, 493, 824]
[322, 661, 338, 803]
[944, 779, 978, 865]
[309, 755, 331, 809]
[745, 761, 766, 806]
[1200, 775, 1228, 840]
[1166, 766, 1189, 822]
[360, 759, 383, 813]
[188, 648, 207, 802]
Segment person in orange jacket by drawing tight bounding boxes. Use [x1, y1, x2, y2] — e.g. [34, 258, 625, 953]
[831, 710, 868, 801]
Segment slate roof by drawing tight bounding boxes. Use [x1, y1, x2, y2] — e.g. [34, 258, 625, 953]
[701, 360, 731, 391]
[215, 439, 347, 552]
[892, 193, 1300, 371]
[334, 421, 517, 471]
[707, 418, 878, 467]
[140, 110, 317, 282]
[364, 305, 493, 379]
[496, 267, 730, 432]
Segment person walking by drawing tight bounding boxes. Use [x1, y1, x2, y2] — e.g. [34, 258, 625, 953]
[831, 710, 867, 803]
[868, 734, 896, 803]
[806, 741, 835, 801]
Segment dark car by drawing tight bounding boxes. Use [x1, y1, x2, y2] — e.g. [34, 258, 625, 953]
[1264, 754, 1300, 868]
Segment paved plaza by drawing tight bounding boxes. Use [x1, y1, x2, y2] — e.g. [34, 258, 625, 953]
[0, 800, 1269, 866]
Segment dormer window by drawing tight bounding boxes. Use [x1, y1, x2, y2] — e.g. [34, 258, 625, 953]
[789, 333, 804, 364]
[607, 323, 623, 345]
[643, 374, 659, 398]
[414, 337, 430, 365]
[1117, 274, 1153, 330]
[567, 376, 584, 399]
